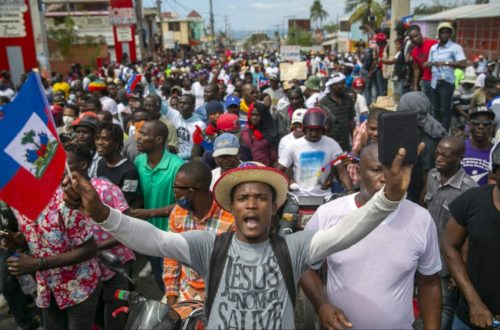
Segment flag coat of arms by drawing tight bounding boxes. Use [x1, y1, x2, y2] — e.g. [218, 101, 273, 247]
[0, 73, 66, 220]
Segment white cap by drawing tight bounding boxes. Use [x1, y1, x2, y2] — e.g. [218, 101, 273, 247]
[291, 109, 307, 124]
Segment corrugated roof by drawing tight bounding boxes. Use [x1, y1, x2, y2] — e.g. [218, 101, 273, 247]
[415, 4, 487, 21]
[458, 3, 500, 18]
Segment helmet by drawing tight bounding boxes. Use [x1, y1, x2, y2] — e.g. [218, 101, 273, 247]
[352, 77, 365, 90]
[302, 108, 327, 129]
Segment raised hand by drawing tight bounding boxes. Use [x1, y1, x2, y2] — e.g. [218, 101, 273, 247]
[383, 142, 425, 201]
[62, 171, 109, 222]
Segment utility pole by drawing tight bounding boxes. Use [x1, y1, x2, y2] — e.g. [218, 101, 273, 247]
[156, 0, 164, 54]
[388, 0, 410, 99]
[209, 0, 215, 53]
[135, 0, 146, 60]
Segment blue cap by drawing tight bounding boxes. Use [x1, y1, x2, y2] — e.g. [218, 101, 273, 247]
[206, 100, 224, 116]
[213, 133, 240, 157]
[225, 95, 241, 108]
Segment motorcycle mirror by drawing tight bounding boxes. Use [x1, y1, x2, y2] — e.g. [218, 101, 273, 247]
[98, 251, 137, 288]
[99, 251, 124, 273]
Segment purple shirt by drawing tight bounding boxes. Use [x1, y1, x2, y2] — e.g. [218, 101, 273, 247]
[461, 139, 492, 186]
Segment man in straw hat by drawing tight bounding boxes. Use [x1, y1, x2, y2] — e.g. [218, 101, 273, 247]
[62, 145, 421, 329]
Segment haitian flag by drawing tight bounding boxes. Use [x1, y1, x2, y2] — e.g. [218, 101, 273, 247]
[0, 73, 66, 220]
[126, 74, 142, 95]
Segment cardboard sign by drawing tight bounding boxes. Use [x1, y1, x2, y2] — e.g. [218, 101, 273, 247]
[279, 62, 308, 81]
[280, 45, 301, 62]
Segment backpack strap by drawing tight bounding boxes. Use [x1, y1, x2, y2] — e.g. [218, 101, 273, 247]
[205, 231, 234, 321]
[269, 233, 296, 309]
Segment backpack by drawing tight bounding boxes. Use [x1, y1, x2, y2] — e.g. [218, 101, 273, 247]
[204, 231, 296, 322]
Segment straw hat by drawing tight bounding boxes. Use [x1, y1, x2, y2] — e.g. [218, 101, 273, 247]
[369, 96, 397, 111]
[213, 162, 288, 211]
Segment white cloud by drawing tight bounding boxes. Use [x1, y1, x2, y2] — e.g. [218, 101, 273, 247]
[249, 2, 289, 9]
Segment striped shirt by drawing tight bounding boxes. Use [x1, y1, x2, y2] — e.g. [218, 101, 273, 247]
[163, 201, 235, 301]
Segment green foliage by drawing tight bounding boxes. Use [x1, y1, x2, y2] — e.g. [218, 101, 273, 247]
[48, 17, 77, 57]
[323, 22, 339, 34]
[310, 0, 329, 29]
[347, 0, 386, 27]
[242, 33, 270, 49]
[287, 26, 313, 47]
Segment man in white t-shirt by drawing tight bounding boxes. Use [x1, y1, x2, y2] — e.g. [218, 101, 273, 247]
[278, 108, 307, 159]
[209, 133, 241, 190]
[277, 108, 353, 198]
[174, 94, 206, 160]
[301, 143, 442, 330]
[191, 71, 208, 110]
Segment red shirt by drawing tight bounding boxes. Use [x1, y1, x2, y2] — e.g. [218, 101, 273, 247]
[14, 188, 101, 309]
[411, 38, 438, 81]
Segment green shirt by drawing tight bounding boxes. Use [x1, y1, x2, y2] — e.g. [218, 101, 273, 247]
[135, 150, 184, 231]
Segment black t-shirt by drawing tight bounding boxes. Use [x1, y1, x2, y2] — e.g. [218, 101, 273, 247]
[449, 184, 500, 326]
[96, 158, 140, 205]
[319, 93, 355, 151]
[408, 132, 437, 203]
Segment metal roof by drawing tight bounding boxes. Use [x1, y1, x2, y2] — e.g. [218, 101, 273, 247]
[415, 4, 487, 21]
[458, 3, 500, 19]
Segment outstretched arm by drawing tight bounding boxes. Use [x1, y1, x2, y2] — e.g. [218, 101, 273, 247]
[63, 172, 192, 265]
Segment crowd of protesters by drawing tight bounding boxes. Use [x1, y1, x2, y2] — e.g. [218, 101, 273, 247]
[0, 18, 500, 330]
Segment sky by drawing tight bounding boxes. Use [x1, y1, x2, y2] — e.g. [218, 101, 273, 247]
[152, 0, 495, 34]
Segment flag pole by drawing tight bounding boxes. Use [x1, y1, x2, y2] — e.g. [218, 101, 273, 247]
[65, 161, 74, 182]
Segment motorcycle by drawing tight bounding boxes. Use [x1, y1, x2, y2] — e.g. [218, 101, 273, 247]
[98, 251, 205, 330]
[278, 152, 359, 235]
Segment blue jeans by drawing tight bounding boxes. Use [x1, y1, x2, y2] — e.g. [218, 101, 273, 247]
[375, 70, 387, 96]
[148, 256, 165, 294]
[0, 249, 36, 330]
[431, 80, 455, 131]
[421, 80, 432, 101]
[452, 315, 472, 330]
[441, 276, 458, 330]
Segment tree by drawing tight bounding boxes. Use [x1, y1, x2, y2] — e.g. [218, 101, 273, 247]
[310, 0, 329, 29]
[48, 17, 77, 57]
[323, 22, 339, 34]
[345, 0, 387, 27]
[287, 26, 313, 47]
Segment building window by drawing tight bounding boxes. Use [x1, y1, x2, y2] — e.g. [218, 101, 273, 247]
[168, 22, 180, 31]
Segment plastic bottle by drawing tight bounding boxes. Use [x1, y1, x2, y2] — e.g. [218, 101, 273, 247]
[12, 252, 37, 296]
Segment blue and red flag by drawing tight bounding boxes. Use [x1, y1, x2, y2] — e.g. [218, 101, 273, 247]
[258, 77, 270, 89]
[0, 73, 66, 220]
[126, 74, 142, 95]
[192, 125, 214, 152]
[318, 62, 329, 76]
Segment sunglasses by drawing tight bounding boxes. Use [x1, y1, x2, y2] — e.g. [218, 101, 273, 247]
[470, 119, 493, 126]
[172, 185, 197, 192]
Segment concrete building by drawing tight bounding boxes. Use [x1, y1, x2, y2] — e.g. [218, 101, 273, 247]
[414, 3, 500, 59]
[160, 10, 204, 49]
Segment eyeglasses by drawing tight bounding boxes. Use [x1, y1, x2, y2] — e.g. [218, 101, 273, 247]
[172, 185, 197, 192]
[470, 119, 493, 126]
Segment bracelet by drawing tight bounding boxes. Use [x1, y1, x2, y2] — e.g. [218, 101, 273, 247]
[38, 257, 47, 271]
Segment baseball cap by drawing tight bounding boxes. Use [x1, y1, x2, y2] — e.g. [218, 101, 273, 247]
[217, 113, 241, 132]
[470, 105, 495, 120]
[269, 73, 279, 81]
[304, 76, 320, 91]
[206, 100, 224, 116]
[213, 133, 240, 157]
[225, 95, 241, 108]
[73, 113, 99, 130]
[291, 109, 307, 124]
